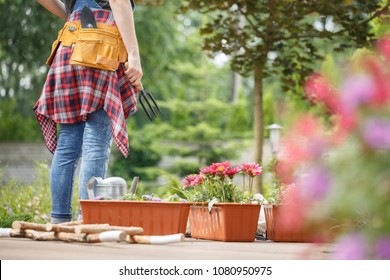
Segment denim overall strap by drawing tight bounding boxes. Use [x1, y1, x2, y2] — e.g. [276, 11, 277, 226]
[71, 0, 135, 13]
[73, 0, 102, 13]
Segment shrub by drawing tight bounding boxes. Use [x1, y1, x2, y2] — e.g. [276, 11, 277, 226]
[0, 162, 80, 225]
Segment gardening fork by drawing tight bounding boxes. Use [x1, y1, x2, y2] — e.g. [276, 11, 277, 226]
[125, 62, 161, 121]
[137, 83, 161, 121]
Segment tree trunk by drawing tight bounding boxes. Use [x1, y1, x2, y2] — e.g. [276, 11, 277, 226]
[230, 71, 242, 103]
[252, 65, 264, 194]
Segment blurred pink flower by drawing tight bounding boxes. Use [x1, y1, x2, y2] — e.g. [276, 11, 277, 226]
[362, 118, 390, 150]
[275, 33, 390, 257]
[304, 73, 340, 113]
[340, 74, 376, 110]
[277, 114, 331, 184]
[297, 164, 331, 200]
[375, 236, 390, 259]
[276, 183, 297, 205]
[336, 109, 358, 135]
[364, 57, 390, 104]
[183, 174, 204, 188]
[275, 160, 295, 185]
[377, 35, 390, 63]
[331, 233, 367, 260]
[283, 115, 328, 158]
[278, 187, 308, 232]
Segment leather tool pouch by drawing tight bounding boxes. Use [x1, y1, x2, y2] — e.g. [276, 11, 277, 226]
[46, 38, 61, 66]
[69, 28, 120, 71]
[45, 22, 127, 71]
[46, 24, 68, 66]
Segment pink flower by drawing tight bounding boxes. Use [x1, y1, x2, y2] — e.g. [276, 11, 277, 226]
[208, 161, 231, 177]
[297, 164, 331, 200]
[362, 117, 390, 150]
[377, 35, 390, 63]
[224, 166, 241, 179]
[363, 57, 390, 105]
[375, 236, 390, 259]
[278, 187, 308, 231]
[304, 73, 340, 113]
[276, 114, 334, 184]
[199, 166, 211, 175]
[183, 174, 203, 188]
[331, 233, 367, 260]
[240, 162, 262, 177]
[340, 74, 376, 110]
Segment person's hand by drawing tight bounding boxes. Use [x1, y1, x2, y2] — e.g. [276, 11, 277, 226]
[125, 54, 143, 87]
[110, 0, 142, 87]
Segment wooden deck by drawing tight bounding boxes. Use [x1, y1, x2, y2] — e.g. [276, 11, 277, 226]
[4, 238, 387, 280]
[0, 237, 331, 260]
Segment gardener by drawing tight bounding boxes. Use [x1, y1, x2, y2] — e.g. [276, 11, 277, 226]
[33, 0, 142, 223]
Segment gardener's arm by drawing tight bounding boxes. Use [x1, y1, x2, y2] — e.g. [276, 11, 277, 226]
[109, 0, 143, 86]
[36, 0, 67, 20]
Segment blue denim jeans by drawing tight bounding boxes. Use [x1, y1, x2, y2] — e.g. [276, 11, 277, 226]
[50, 110, 112, 223]
[73, 0, 102, 12]
[72, 0, 135, 13]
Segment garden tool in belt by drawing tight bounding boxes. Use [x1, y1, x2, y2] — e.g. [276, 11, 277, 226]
[46, 7, 127, 71]
[80, 6, 97, 28]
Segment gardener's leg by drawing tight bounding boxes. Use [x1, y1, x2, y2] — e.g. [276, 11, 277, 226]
[78, 109, 113, 200]
[50, 122, 84, 223]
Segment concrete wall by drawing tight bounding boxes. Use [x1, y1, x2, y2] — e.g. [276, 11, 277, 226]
[0, 142, 53, 184]
[0, 141, 272, 185]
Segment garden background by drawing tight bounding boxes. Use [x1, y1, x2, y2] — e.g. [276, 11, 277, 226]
[1, 1, 390, 259]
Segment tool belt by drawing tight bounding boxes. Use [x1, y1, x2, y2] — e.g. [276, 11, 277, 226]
[46, 21, 127, 71]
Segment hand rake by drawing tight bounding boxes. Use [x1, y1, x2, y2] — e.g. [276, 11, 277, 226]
[136, 84, 161, 121]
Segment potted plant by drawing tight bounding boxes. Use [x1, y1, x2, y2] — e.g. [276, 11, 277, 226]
[80, 180, 191, 236]
[263, 183, 318, 242]
[181, 161, 264, 242]
[266, 39, 390, 257]
[264, 148, 346, 243]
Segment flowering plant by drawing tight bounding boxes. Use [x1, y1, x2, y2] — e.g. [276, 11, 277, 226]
[267, 183, 297, 205]
[182, 161, 263, 204]
[272, 37, 390, 259]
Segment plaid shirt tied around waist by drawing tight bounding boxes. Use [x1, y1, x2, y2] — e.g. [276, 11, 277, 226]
[33, 10, 137, 157]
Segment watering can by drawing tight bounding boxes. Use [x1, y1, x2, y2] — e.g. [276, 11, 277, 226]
[87, 176, 139, 200]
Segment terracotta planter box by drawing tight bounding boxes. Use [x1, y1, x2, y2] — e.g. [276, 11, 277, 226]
[80, 200, 191, 235]
[264, 204, 338, 242]
[263, 205, 345, 243]
[189, 203, 261, 242]
[264, 204, 312, 242]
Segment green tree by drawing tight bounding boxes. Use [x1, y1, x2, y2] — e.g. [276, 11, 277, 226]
[109, 2, 248, 184]
[0, 1, 62, 101]
[0, 1, 170, 138]
[0, 1, 63, 140]
[1, 1, 253, 187]
[181, 0, 388, 193]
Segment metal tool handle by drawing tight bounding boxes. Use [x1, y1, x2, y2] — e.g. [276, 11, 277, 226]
[129, 176, 139, 195]
[87, 177, 101, 200]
